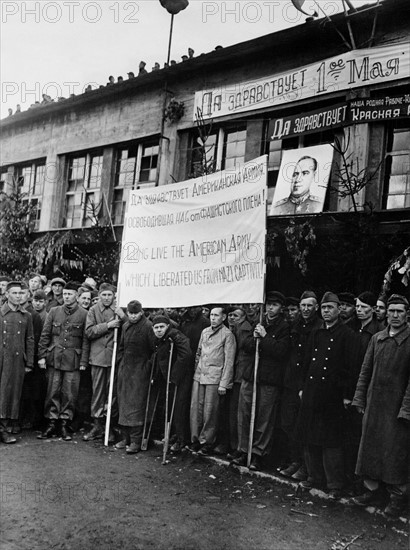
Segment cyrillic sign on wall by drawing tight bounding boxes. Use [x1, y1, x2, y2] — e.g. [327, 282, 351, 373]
[269, 94, 410, 140]
[194, 44, 409, 121]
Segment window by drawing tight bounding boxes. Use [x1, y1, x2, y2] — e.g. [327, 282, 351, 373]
[64, 152, 103, 228]
[189, 124, 247, 177]
[112, 141, 159, 224]
[13, 161, 45, 230]
[383, 125, 410, 209]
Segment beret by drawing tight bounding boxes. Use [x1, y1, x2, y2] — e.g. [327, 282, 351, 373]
[387, 294, 409, 308]
[33, 289, 47, 300]
[338, 292, 355, 306]
[152, 315, 170, 326]
[266, 291, 286, 305]
[286, 296, 300, 307]
[356, 291, 377, 307]
[321, 291, 340, 305]
[50, 277, 66, 286]
[127, 300, 142, 313]
[300, 290, 318, 301]
[64, 281, 79, 291]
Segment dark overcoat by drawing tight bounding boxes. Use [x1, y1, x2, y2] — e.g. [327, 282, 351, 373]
[297, 320, 353, 447]
[0, 304, 34, 418]
[352, 325, 410, 485]
[116, 316, 154, 427]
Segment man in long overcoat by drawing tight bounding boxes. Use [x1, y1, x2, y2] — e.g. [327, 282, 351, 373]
[115, 300, 154, 453]
[297, 292, 353, 498]
[38, 282, 89, 440]
[0, 281, 34, 443]
[352, 294, 410, 517]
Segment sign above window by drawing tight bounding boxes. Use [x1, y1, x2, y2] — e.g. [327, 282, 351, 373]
[194, 44, 409, 121]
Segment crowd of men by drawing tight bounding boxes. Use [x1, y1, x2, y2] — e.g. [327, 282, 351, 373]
[0, 272, 409, 519]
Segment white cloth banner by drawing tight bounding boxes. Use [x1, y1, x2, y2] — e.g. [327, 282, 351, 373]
[194, 43, 409, 121]
[117, 156, 267, 308]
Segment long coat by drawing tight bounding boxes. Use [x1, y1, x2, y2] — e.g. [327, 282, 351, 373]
[38, 304, 89, 371]
[297, 320, 353, 447]
[116, 316, 154, 427]
[0, 304, 34, 419]
[352, 325, 410, 485]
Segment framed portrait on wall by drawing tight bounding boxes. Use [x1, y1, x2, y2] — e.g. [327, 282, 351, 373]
[269, 144, 334, 216]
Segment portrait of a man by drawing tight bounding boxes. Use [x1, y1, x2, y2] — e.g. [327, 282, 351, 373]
[269, 144, 334, 216]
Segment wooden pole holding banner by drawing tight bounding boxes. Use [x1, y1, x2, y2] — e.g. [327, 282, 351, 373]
[247, 305, 264, 468]
[162, 339, 175, 464]
[104, 318, 119, 446]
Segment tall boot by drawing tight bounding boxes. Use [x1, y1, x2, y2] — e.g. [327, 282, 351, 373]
[82, 418, 103, 441]
[60, 420, 72, 441]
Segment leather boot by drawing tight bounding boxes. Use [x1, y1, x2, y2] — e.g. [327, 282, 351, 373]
[37, 421, 57, 439]
[1, 430, 17, 444]
[60, 420, 72, 441]
[83, 419, 103, 441]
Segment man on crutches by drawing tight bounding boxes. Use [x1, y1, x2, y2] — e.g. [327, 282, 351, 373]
[232, 292, 290, 471]
[149, 315, 192, 460]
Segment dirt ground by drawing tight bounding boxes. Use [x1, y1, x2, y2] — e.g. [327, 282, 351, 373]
[0, 431, 408, 550]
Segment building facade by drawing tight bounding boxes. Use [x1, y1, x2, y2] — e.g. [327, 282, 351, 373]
[1, 0, 409, 294]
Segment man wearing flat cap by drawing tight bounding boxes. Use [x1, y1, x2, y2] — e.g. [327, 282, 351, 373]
[38, 282, 89, 440]
[0, 282, 34, 443]
[297, 291, 354, 498]
[352, 294, 410, 517]
[233, 291, 290, 470]
[46, 277, 66, 311]
[83, 283, 126, 442]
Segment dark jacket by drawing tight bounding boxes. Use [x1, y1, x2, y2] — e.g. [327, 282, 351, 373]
[152, 327, 192, 385]
[352, 325, 410, 485]
[284, 314, 322, 392]
[232, 319, 254, 384]
[297, 320, 354, 446]
[243, 314, 290, 387]
[38, 304, 89, 371]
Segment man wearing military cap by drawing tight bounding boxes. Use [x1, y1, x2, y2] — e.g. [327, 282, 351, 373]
[297, 291, 354, 498]
[38, 282, 89, 440]
[46, 277, 66, 311]
[233, 291, 290, 470]
[0, 281, 34, 443]
[271, 156, 322, 215]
